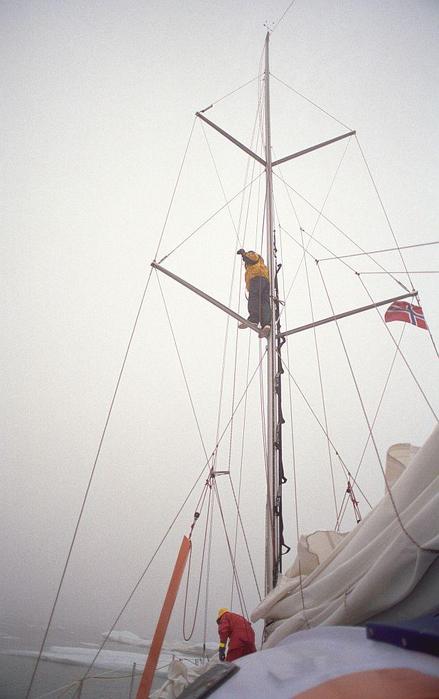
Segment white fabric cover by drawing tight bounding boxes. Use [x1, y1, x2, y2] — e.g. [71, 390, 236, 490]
[251, 425, 439, 647]
[151, 659, 190, 699]
[287, 530, 348, 578]
[209, 626, 439, 699]
[271, 441, 418, 589]
[385, 442, 419, 490]
[151, 657, 220, 699]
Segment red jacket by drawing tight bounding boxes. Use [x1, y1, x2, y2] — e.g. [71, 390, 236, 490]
[218, 612, 256, 653]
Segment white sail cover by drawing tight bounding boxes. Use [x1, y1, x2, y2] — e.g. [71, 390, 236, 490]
[209, 626, 439, 699]
[151, 657, 221, 699]
[252, 425, 439, 647]
[385, 442, 419, 490]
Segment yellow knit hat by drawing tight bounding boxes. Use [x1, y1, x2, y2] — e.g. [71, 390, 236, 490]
[216, 607, 228, 620]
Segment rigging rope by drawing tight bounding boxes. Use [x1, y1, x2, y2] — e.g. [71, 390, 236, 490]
[237, 74, 265, 249]
[355, 135, 414, 292]
[317, 265, 439, 553]
[270, 124, 419, 302]
[78, 458, 213, 685]
[201, 122, 241, 245]
[212, 480, 249, 619]
[156, 272, 210, 462]
[269, 0, 298, 34]
[345, 479, 361, 523]
[200, 126, 246, 460]
[75, 351, 268, 683]
[76, 360, 266, 681]
[26, 115, 205, 699]
[229, 141, 265, 586]
[271, 74, 353, 131]
[357, 277, 439, 417]
[277, 227, 311, 629]
[230, 329, 253, 609]
[275, 137, 351, 518]
[199, 88, 266, 615]
[202, 486, 215, 658]
[198, 75, 261, 113]
[31, 62, 418, 697]
[318, 240, 439, 262]
[335, 324, 406, 530]
[272, 171, 412, 293]
[417, 292, 439, 359]
[157, 173, 263, 264]
[183, 483, 213, 640]
[273, 124, 351, 305]
[299, 224, 339, 520]
[227, 106, 264, 601]
[190, 105, 272, 606]
[272, 137, 353, 524]
[25, 266, 156, 699]
[154, 117, 197, 261]
[158, 153, 268, 640]
[359, 270, 439, 274]
[273, 234, 290, 559]
[279, 352, 372, 507]
[206, 72, 267, 609]
[227, 473, 263, 602]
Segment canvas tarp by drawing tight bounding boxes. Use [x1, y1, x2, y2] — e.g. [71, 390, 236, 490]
[251, 425, 439, 648]
[385, 442, 419, 490]
[209, 626, 439, 699]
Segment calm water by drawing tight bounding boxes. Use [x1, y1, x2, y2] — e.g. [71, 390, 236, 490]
[0, 620, 162, 699]
[0, 655, 144, 699]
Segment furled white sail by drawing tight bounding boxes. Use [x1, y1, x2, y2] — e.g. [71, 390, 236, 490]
[385, 442, 419, 490]
[251, 425, 439, 647]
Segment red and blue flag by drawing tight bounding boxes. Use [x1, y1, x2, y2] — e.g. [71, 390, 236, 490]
[384, 301, 428, 330]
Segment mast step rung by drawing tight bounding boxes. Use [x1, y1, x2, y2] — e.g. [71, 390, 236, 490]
[213, 470, 230, 476]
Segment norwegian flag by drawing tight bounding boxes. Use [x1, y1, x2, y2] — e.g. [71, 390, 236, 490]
[384, 301, 428, 330]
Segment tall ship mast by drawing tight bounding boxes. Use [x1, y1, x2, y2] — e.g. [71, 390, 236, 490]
[18, 10, 439, 699]
[264, 31, 283, 595]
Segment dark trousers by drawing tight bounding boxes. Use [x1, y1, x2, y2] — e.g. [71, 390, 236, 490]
[248, 276, 270, 327]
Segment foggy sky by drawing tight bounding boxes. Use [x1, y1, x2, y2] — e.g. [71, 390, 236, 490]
[2, 0, 438, 669]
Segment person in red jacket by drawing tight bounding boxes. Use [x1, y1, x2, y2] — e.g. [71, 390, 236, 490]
[216, 607, 256, 662]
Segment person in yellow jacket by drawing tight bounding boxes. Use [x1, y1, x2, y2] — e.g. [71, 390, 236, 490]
[237, 249, 271, 337]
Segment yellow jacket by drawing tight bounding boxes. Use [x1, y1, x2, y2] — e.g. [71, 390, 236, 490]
[242, 251, 269, 290]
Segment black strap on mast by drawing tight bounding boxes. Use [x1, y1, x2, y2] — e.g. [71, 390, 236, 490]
[273, 236, 290, 574]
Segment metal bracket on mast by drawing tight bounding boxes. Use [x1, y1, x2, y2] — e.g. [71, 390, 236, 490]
[280, 291, 418, 339]
[151, 262, 261, 334]
[196, 111, 266, 166]
[272, 130, 356, 167]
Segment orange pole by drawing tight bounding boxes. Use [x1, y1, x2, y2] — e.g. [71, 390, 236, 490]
[136, 536, 191, 699]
